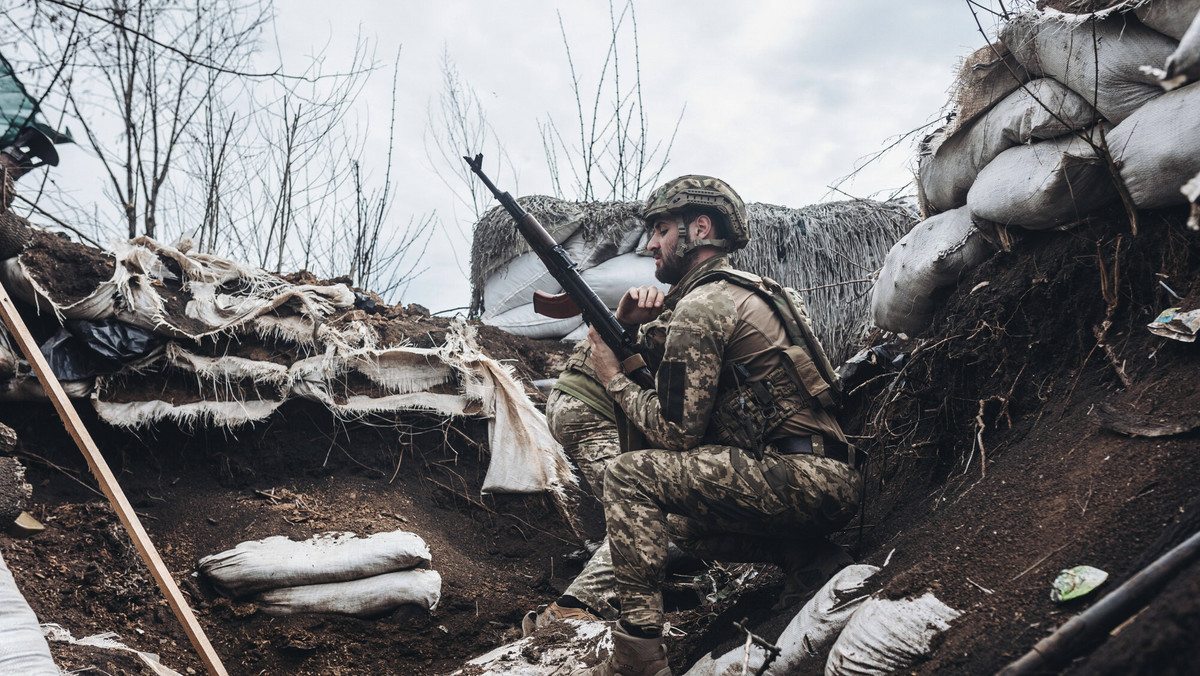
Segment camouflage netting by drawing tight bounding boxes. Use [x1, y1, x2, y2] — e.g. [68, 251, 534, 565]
[732, 200, 916, 363]
[470, 195, 917, 364]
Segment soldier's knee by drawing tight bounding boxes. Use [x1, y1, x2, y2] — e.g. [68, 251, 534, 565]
[602, 452, 641, 497]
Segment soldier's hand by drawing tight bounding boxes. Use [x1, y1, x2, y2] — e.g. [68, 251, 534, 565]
[587, 328, 621, 386]
[615, 286, 665, 326]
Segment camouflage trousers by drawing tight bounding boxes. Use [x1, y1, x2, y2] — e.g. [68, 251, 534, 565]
[545, 389, 620, 502]
[604, 445, 861, 631]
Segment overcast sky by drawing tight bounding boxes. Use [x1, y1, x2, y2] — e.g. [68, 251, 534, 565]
[55, 1, 1007, 313]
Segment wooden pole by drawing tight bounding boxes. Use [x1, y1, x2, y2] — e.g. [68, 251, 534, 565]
[0, 284, 229, 676]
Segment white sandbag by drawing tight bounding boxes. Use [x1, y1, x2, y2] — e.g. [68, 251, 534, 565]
[480, 227, 647, 317]
[198, 530, 431, 598]
[1164, 11, 1200, 88]
[1, 256, 121, 322]
[579, 252, 662, 308]
[825, 593, 960, 676]
[0, 552, 59, 675]
[480, 303, 584, 340]
[1108, 81, 1200, 209]
[684, 565, 880, 676]
[871, 208, 995, 337]
[1002, 11, 1177, 124]
[255, 568, 441, 617]
[919, 78, 1097, 212]
[561, 322, 590, 342]
[967, 127, 1116, 229]
[1184, 171, 1200, 230]
[482, 251, 564, 317]
[1135, 0, 1200, 40]
[453, 619, 610, 675]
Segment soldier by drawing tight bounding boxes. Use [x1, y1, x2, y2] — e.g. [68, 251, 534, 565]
[524, 341, 624, 631]
[579, 176, 863, 676]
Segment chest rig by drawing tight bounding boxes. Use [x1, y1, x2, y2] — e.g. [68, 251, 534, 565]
[698, 269, 842, 456]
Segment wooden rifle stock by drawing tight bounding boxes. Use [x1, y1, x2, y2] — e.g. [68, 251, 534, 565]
[464, 153, 654, 389]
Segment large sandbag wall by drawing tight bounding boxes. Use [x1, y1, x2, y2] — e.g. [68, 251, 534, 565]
[471, 196, 916, 364]
[876, 2, 1200, 336]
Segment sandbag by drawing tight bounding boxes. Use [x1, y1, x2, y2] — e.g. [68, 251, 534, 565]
[825, 594, 960, 676]
[967, 126, 1116, 229]
[1108, 82, 1200, 209]
[871, 208, 995, 337]
[579, 252, 661, 307]
[0, 552, 58, 675]
[683, 565, 879, 676]
[1002, 11, 1176, 124]
[198, 530, 432, 598]
[1135, 0, 1200, 40]
[481, 226, 649, 318]
[480, 303, 584, 340]
[920, 78, 1097, 212]
[1164, 10, 1200, 87]
[255, 568, 441, 617]
[482, 250, 564, 317]
[454, 618, 610, 675]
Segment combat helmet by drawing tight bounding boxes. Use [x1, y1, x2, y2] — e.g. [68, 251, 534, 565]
[642, 175, 749, 254]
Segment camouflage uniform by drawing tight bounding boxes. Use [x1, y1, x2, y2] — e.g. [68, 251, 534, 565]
[544, 342, 623, 619]
[602, 255, 861, 631]
[547, 341, 620, 501]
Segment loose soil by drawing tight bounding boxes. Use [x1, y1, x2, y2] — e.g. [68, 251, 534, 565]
[1, 207, 1198, 675]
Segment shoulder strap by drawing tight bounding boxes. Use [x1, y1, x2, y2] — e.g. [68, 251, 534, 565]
[694, 268, 842, 409]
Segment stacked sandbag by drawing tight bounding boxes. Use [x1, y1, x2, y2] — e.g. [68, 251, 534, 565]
[471, 195, 916, 363]
[198, 530, 440, 617]
[1000, 11, 1175, 124]
[920, 78, 1097, 213]
[885, 2, 1200, 337]
[683, 565, 880, 676]
[871, 208, 995, 337]
[967, 124, 1117, 228]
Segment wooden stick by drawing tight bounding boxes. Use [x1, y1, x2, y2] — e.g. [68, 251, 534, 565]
[0, 284, 228, 676]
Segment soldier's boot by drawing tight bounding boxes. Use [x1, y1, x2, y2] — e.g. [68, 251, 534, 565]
[772, 537, 854, 611]
[580, 622, 672, 676]
[522, 600, 600, 637]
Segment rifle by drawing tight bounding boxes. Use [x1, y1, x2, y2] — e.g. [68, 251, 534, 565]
[463, 153, 654, 389]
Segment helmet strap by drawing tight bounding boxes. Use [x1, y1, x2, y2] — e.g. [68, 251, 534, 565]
[674, 213, 730, 256]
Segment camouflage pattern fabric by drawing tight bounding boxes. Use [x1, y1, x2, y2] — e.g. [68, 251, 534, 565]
[562, 538, 619, 620]
[604, 446, 860, 630]
[545, 388, 620, 502]
[597, 254, 859, 632]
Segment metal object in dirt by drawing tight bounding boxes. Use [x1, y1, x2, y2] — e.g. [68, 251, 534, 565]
[1051, 565, 1108, 602]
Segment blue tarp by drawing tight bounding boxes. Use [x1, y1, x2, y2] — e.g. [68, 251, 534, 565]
[0, 52, 70, 148]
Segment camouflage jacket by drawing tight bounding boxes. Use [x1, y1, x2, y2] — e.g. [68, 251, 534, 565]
[606, 255, 846, 451]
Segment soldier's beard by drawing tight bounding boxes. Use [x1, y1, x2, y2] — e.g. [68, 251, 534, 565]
[654, 245, 697, 285]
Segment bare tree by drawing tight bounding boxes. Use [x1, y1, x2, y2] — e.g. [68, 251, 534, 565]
[424, 49, 516, 223]
[3, 0, 432, 302]
[540, 0, 682, 201]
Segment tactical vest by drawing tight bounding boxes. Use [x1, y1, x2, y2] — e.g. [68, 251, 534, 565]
[695, 269, 842, 453]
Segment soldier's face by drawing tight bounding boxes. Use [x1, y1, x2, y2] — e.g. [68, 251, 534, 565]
[648, 216, 686, 284]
